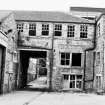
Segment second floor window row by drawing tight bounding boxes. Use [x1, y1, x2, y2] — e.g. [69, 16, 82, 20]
[17, 23, 88, 38]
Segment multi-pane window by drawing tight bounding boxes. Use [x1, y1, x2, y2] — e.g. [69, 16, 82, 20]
[67, 25, 75, 37]
[63, 74, 82, 89]
[29, 23, 36, 36]
[80, 25, 88, 38]
[60, 53, 70, 65]
[17, 23, 24, 35]
[72, 53, 81, 66]
[42, 24, 49, 36]
[54, 24, 62, 36]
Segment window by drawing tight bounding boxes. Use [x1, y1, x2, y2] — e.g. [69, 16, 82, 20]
[54, 24, 62, 36]
[60, 53, 70, 65]
[96, 76, 101, 89]
[80, 25, 88, 38]
[96, 52, 100, 66]
[29, 23, 36, 36]
[17, 23, 24, 35]
[42, 24, 49, 36]
[72, 53, 81, 66]
[63, 74, 82, 89]
[67, 25, 75, 37]
[97, 23, 100, 36]
[63, 75, 69, 80]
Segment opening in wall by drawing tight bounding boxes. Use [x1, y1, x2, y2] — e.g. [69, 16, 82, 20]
[72, 53, 81, 67]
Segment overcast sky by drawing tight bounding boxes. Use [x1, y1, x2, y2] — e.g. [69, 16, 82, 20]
[1, 0, 105, 12]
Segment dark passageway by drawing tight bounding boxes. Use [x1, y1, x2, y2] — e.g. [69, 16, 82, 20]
[19, 50, 47, 90]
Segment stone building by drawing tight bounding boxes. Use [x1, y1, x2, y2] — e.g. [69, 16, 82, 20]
[13, 11, 95, 91]
[0, 11, 17, 94]
[1, 8, 105, 94]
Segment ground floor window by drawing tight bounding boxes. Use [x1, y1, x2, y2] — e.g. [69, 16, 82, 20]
[96, 76, 101, 89]
[63, 74, 82, 89]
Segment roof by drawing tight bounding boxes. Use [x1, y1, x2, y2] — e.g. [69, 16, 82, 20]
[70, 7, 105, 13]
[0, 10, 12, 22]
[13, 10, 94, 23]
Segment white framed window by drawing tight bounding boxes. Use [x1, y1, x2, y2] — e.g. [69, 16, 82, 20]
[67, 25, 75, 37]
[72, 53, 81, 67]
[54, 24, 62, 36]
[17, 23, 24, 35]
[60, 52, 70, 65]
[42, 24, 49, 36]
[80, 24, 88, 38]
[63, 74, 82, 89]
[29, 23, 36, 36]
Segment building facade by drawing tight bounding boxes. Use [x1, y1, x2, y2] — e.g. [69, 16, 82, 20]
[1, 8, 105, 94]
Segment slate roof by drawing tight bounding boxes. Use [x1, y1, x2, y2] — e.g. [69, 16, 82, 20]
[13, 11, 94, 23]
[0, 10, 12, 22]
[70, 7, 105, 13]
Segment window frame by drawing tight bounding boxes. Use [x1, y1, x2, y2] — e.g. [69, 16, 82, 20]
[60, 52, 70, 66]
[29, 23, 36, 36]
[54, 24, 62, 36]
[41, 24, 49, 36]
[17, 23, 24, 35]
[67, 25, 75, 37]
[63, 74, 83, 89]
[80, 24, 88, 38]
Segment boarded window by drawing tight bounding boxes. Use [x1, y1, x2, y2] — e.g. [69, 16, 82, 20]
[72, 53, 81, 66]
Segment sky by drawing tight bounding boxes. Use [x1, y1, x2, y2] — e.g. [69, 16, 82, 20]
[1, 0, 105, 12]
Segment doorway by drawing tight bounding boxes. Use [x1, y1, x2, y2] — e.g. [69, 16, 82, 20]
[18, 50, 48, 90]
[0, 45, 5, 94]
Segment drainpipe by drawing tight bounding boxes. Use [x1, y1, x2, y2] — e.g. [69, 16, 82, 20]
[83, 21, 96, 91]
[49, 27, 54, 91]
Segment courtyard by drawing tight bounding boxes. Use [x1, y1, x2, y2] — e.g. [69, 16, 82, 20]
[0, 90, 105, 105]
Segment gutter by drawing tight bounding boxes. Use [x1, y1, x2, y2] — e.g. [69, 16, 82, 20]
[83, 21, 96, 91]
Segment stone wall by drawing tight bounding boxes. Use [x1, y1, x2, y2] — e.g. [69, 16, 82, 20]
[0, 13, 17, 93]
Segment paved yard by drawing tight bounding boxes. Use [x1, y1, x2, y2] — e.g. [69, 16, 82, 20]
[0, 90, 105, 105]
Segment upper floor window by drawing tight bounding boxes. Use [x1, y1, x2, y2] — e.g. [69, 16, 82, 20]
[54, 24, 62, 36]
[42, 24, 49, 36]
[67, 25, 75, 37]
[29, 23, 36, 36]
[17, 23, 24, 35]
[80, 25, 88, 38]
[60, 52, 70, 65]
[72, 53, 81, 67]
